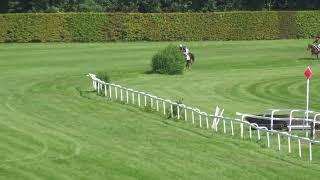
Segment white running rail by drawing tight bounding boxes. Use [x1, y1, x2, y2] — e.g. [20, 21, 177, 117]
[87, 73, 320, 161]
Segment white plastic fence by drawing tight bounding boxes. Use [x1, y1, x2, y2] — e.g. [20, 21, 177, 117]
[236, 110, 320, 139]
[88, 73, 320, 161]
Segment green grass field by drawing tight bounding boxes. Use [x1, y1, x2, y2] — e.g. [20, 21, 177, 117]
[1, 40, 320, 179]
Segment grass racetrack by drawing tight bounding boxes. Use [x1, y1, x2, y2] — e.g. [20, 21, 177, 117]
[1, 40, 320, 179]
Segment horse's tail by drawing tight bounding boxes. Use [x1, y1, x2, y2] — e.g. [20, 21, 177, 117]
[189, 53, 195, 62]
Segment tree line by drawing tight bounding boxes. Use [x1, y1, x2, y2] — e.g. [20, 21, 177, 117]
[1, 0, 320, 13]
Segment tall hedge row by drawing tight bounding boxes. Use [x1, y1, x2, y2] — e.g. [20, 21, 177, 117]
[296, 11, 320, 39]
[0, 12, 319, 42]
[0, 14, 67, 42]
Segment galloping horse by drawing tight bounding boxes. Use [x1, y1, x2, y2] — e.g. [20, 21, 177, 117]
[185, 52, 195, 69]
[307, 44, 320, 59]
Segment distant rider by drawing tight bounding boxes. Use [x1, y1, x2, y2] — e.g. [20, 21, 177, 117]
[313, 36, 320, 51]
[179, 44, 191, 61]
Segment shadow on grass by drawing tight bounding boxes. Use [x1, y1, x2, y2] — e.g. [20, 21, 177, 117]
[144, 70, 154, 74]
[297, 57, 318, 61]
[75, 87, 96, 99]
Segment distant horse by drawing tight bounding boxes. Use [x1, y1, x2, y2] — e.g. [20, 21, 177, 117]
[307, 44, 320, 59]
[185, 52, 195, 69]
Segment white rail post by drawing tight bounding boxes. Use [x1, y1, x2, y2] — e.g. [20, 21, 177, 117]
[217, 109, 224, 131]
[199, 113, 202, 128]
[104, 84, 108, 97]
[289, 110, 294, 133]
[156, 99, 159, 112]
[192, 110, 195, 125]
[170, 103, 173, 117]
[109, 84, 112, 99]
[184, 108, 187, 121]
[212, 107, 219, 130]
[240, 115, 244, 138]
[271, 110, 275, 131]
[163, 101, 166, 115]
[206, 114, 209, 129]
[144, 95, 147, 107]
[298, 139, 302, 158]
[131, 91, 135, 104]
[309, 141, 312, 161]
[277, 133, 281, 151]
[177, 105, 180, 119]
[126, 89, 129, 104]
[249, 125, 252, 139]
[120, 88, 123, 101]
[258, 129, 261, 140]
[223, 119, 226, 134]
[267, 132, 270, 148]
[288, 136, 291, 153]
[115, 86, 119, 100]
[231, 121, 234, 136]
[138, 93, 141, 107]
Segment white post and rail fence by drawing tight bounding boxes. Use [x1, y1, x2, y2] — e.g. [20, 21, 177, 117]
[87, 73, 320, 161]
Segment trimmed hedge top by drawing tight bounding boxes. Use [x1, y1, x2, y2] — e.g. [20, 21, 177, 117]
[0, 12, 319, 42]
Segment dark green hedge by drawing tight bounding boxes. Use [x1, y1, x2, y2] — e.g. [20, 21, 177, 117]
[296, 11, 320, 39]
[0, 14, 66, 42]
[0, 12, 319, 42]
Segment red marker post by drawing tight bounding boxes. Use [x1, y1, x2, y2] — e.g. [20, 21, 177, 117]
[304, 66, 312, 138]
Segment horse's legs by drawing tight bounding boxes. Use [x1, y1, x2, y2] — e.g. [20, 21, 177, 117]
[186, 61, 191, 69]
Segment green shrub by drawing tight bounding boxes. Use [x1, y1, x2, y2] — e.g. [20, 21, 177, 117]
[166, 97, 184, 119]
[96, 71, 111, 83]
[96, 71, 111, 96]
[151, 44, 185, 75]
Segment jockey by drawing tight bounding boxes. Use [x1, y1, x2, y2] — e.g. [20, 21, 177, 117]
[179, 44, 191, 61]
[313, 36, 320, 50]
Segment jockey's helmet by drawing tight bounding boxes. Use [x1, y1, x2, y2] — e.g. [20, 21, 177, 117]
[179, 44, 183, 48]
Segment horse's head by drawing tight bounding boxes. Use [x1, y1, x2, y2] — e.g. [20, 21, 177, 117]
[307, 44, 316, 51]
[307, 44, 319, 55]
[307, 44, 312, 50]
